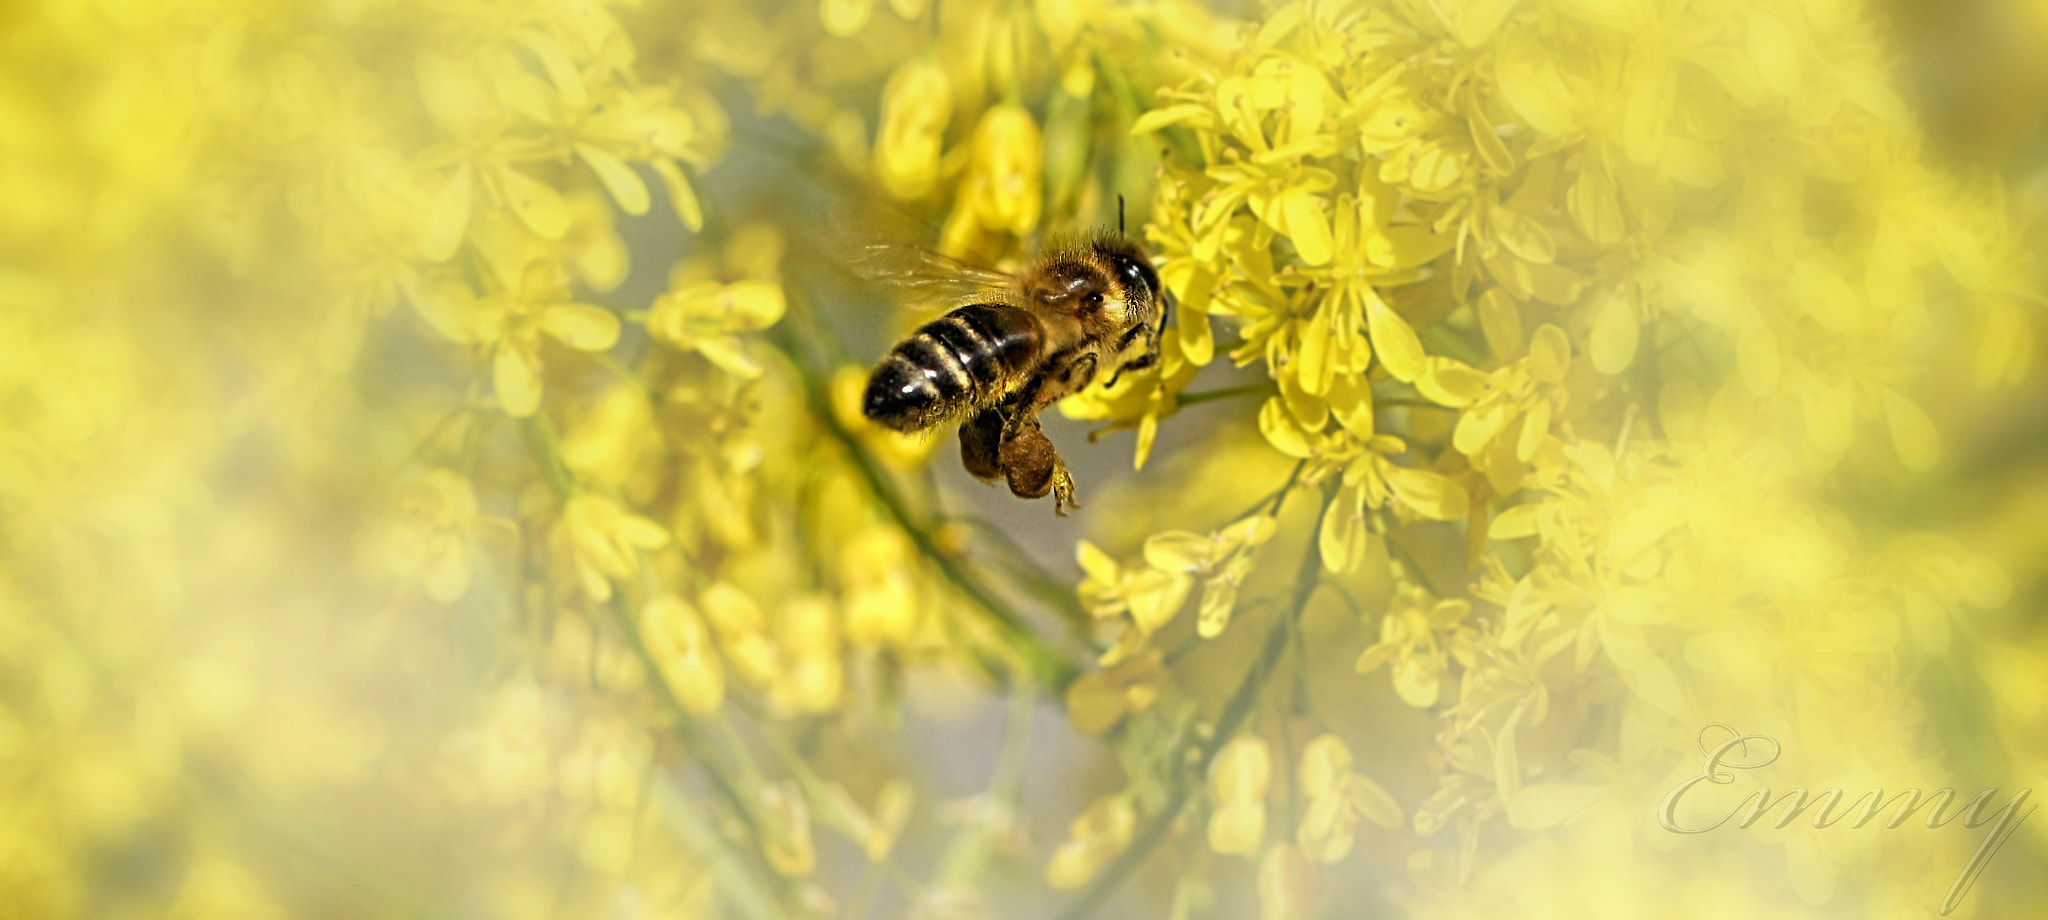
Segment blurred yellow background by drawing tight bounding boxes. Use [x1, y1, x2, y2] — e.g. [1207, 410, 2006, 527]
[2, 0, 2046, 918]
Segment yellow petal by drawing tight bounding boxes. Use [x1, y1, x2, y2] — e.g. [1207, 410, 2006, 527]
[1282, 188, 1333, 266]
[1364, 290, 1425, 382]
[1491, 205, 1555, 264]
[1211, 735, 1272, 815]
[541, 304, 621, 351]
[1298, 734, 1353, 796]
[421, 162, 472, 262]
[1746, 11, 1803, 97]
[722, 280, 788, 330]
[1143, 531, 1214, 573]
[1488, 502, 1540, 540]
[1494, 40, 1577, 136]
[1415, 357, 1487, 408]
[1527, 324, 1570, 383]
[1516, 395, 1552, 462]
[1567, 158, 1625, 245]
[1297, 307, 1332, 396]
[1130, 103, 1214, 135]
[497, 166, 571, 240]
[577, 144, 651, 216]
[1258, 397, 1315, 458]
[1207, 802, 1265, 856]
[1589, 285, 1639, 375]
[820, 0, 873, 36]
[1454, 397, 1508, 457]
[1478, 288, 1523, 360]
[695, 336, 764, 378]
[1318, 487, 1368, 573]
[1127, 570, 1192, 635]
[494, 342, 544, 417]
[1392, 654, 1439, 707]
[1196, 580, 1239, 639]
[1383, 464, 1468, 522]
[651, 159, 704, 231]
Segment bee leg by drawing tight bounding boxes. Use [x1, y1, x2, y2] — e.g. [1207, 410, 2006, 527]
[1106, 297, 1172, 391]
[997, 413, 1055, 498]
[1051, 462, 1079, 516]
[959, 408, 1004, 481]
[1106, 349, 1157, 389]
[996, 411, 1082, 515]
[1064, 353, 1098, 391]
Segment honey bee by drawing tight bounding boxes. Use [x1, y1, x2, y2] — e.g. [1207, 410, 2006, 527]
[860, 213, 1167, 516]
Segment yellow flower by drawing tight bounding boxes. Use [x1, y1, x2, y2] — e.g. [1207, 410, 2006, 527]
[641, 595, 724, 714]
[874, 58, 952, 200]
[411, 261, 621, 417]
[1354, 588, 1476, 709]
[1208, 734, 1271, 856]
[647, 279, 786, 379]
[841, 526, 923, 648]
[1046, 795, 1136, 890]
[959, 105, 1043, 236]
[1063, 649, 1167, 736]
[1294, 734, 1402, 863]
[554, 493, 669, 601]
[382, 469, 487, 603]
[770, 596, 844, 716]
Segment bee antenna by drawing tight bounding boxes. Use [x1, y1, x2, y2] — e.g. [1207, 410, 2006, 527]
[1118, 194, 1126, 236]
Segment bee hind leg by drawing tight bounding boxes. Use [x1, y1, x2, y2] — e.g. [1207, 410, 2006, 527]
[959, 409, 1004, 481]
[997, 413, 1080, 515]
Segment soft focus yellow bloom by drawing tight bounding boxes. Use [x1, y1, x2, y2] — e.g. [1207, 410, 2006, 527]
[1063, 648, 1167, 736]
[1207, 734, 1271, 856]
[960, 105, 1044, 236]
[841, 525, 924, 647]
[555, 493, 669, 601]
[1294, 734, 1402, 863]
[382, 469, 488, 603]
[642, 595, 725, 714]
[874, 58, 952, 200]
[1355, 590, 1476, 708]
[1046, 795, 1137, 890]
[647, 279, 787, 379]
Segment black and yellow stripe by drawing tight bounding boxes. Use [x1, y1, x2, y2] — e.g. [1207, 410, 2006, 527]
[863, 303, 1042, 432]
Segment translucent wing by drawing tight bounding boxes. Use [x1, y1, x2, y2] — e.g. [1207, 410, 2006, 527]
[847, 243, 1016, 309]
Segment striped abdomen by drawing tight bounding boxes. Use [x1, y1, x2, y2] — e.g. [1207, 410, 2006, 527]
[864, 303, 1042, 432]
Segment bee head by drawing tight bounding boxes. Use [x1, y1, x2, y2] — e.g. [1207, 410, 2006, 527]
[1091, 236, 1161, 313]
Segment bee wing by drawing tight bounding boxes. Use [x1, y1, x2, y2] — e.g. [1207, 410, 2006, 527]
[848, 243, 1016, 308]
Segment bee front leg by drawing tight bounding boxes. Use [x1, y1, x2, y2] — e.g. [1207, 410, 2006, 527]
[1105, 307, 1168, 389]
